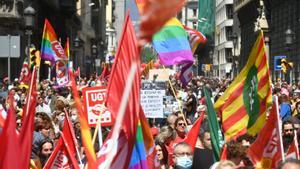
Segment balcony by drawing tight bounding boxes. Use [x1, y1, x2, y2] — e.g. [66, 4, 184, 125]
[234, 0, 253, 12]
[0, 1, 22, 20]
[186, 0, 198, 9]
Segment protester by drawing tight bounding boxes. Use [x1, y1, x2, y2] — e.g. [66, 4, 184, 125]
[155, 142, 169, 169]
[192, 122, 214, 169]
[173, 142, 193, 169]
[277, 158, 300, 169]
[36, 139, 54, 167]
[174, 116, 187, 144]
[282, 119, 295, 153]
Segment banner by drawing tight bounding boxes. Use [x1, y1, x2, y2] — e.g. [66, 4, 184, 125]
[82, 86, 114, 126]
[140, 90, 165, 118]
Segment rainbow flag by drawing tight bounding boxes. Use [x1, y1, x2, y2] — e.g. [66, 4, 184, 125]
[184, 26, 207, 53]
[152, 17, 193, 66]
[64, 37, 70, 59]
[129, 121, 148, 169]
[41, 19, 67, 63]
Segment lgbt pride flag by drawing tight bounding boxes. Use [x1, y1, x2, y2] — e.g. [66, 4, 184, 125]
[41, 19, 69, 86]
[41, 19, 67, 62]
[152, 17, 193, 66]
[129, 121, 148, 169]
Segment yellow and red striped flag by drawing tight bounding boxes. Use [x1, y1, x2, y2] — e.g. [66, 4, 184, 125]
[141, 60, 154, 76]
[215, 31, 272, 141]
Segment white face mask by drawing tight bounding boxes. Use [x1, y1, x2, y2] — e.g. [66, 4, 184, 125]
[175, 155, 193, 169]
[57, 116, 65, 122]
[71, 115, 77, 121]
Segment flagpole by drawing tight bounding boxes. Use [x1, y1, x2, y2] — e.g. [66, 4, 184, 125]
[105, 62, 138, 169]
[275, 96, 285, 161]
[92, 110, 103, 147]
[162, 65, 188, 126]
[294, 129, 299, 159]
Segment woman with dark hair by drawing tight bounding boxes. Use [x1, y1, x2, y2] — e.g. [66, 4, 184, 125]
[155, 142, 169, 169]
[32, 139, 54, 168]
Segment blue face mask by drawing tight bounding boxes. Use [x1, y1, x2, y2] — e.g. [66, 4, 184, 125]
[175, 155, 193, 169]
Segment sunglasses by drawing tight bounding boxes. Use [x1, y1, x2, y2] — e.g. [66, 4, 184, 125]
[178, 123, 186, 127]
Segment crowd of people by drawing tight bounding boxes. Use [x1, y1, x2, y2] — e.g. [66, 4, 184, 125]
[0, 73, 300, 169]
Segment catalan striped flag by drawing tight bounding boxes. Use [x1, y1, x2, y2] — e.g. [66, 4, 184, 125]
[152, 17, 193, 66]
[141, 60, 154, 77]
[184, 26, 207, 53]
[214, 31, 272, 141]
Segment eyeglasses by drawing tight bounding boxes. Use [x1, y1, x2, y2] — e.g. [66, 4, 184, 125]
[178, 123, 186, 127]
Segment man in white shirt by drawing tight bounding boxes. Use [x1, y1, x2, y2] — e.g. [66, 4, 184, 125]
[36, 96, 52, 117]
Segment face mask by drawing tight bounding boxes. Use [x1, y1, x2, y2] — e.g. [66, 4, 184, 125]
[57, 116, 65, 122]
[175, 155, 193, 169]
[71, 115, 77, 121]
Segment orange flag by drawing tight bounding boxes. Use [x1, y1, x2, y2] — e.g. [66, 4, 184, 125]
[70, 71, 97, 168]
[138, 0, 186, 43]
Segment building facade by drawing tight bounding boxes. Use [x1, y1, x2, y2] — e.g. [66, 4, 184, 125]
[214, 0, 235, 78]
[234, 0, 300, 83]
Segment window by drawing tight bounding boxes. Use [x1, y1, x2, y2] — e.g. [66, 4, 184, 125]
[226, 4, 233, 19]
[192, 9, 197, 17]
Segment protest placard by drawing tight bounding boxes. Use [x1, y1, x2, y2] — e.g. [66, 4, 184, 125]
[140, 90, 165, 118]
[82, 86, 113, 126]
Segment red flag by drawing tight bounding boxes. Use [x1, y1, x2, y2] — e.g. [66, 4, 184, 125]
[0, 105, 6, 127]
[74, 67, 80, 77]
[0, 93, 20, 168]
[99, 64, 111, 82]
[19, 67, 38, 167]
[220, 144, 228, 160]
[19, 60, 31, 86]
[44, 113, 79, 169]
[98, 13, 141, 169]
[139, 0, 186, 43]
[184, 112, 205, 153]
[247, 100, 284, 169]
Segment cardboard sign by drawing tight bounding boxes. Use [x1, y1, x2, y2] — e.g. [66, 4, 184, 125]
[82, 86, 113, 126]
[140, 90, 165, 118]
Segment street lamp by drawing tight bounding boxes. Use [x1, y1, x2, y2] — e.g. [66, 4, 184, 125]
[285, 28, 294, 83]
[232, 33, 238, 77]
[24, 5, 35, 63]
[285, 28, 294, 48]
[74, 36, 80, 48]
[92, 44, 97, 56]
